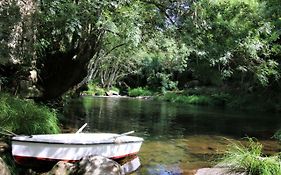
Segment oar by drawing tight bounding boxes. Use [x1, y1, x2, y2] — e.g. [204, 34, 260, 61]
[75, 123, 88, 134]
[111, 131, 135, 140]
[118, 131, 135, 137]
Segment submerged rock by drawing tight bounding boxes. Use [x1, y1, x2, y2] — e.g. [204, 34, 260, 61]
[0, 157, 11, 175]
[195, 168, 247, 175]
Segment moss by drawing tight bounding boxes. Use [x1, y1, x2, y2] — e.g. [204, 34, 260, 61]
[0, 93, 60, 135]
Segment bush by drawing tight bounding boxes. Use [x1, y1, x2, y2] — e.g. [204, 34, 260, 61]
[85, 83, 105, 96]
[218, 138, 281, 175]
[0, 93, 60, 135]
[128, 87, 153, 97]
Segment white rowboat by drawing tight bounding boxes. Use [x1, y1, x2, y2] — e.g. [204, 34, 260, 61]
[11, 133, 143, 168]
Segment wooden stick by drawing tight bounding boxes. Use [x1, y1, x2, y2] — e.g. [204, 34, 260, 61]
[110, 131, 135, 140]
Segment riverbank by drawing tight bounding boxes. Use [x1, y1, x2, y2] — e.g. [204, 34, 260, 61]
[154, 89, 281, 112]
[82, 85, 281, 112]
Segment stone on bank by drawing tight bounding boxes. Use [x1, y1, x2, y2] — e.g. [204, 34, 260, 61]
[41, 156, 122, 175]
[0, 157, 11, 175]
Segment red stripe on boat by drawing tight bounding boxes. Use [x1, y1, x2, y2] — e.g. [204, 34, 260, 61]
[13, 152, 139, 165]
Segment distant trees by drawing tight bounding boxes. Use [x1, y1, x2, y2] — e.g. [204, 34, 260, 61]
[129, 0, 281, 92]
[0, 0, 280, 100]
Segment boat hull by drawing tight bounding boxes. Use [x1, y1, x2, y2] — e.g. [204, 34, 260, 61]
[11, 133, 143, 169]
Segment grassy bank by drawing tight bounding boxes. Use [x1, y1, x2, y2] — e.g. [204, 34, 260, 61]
[128, 87, 153, 97]
[154, 88, 281, 111]
[155, 88, 231, 106]
[0, 92, 60, 174]
[83, 83, 120, 96]
[81, 84, 281, 111]
[218, 138, 281, 175]
[0, 93, 60, 135]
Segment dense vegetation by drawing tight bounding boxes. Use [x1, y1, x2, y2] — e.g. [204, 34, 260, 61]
[0, 93, 60, 135]
[0, 1, 281, 174]
[0, 0, 280, 111]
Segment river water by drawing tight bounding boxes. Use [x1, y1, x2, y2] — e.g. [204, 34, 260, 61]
[62, 96, 281, 175]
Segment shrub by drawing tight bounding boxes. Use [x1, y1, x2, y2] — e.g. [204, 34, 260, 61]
[218, 138, 281, 175]
[85, 83, 105, 96]
[0, 93, 60, 135]
[128, 87, 153, 97]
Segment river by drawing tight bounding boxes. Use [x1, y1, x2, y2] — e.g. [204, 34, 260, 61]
[62, 96, 281, 175]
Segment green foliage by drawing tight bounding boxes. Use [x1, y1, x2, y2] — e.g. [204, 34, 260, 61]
[135, 32, 190, 91]
[85, 83, 105, 96]
[158, 89, 231, 106]
[159, 92, 212, 105]
[219, 138, 281, 175]
[128, 87, 153, 97]
[0, 1, 21, 62]
[0, 93, 60, 135]
[1, 0, 281, 106]
[174, 0, 280, 88]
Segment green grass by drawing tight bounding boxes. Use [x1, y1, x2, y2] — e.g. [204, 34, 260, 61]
[0, 93, 60, 135]
[128, 87, 153, 97]
[218, 138, 281, 175]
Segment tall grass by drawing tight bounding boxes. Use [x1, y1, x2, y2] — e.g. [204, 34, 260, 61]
[0, 93, 60, 135]
[218, 138, 281, 175]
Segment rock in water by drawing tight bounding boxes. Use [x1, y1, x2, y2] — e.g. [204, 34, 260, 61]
[41, 156, 122, 175]
[75, 156, 122, 175]
[0, 157, 11, 175]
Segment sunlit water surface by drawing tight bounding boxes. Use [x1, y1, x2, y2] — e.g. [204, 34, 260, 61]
[62, 96, 281, 175]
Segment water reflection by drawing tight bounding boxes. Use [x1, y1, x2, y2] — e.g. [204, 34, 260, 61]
[62, 96, 281, 174]
[63, 96, 281, 140]
[121, 156, 141, 174]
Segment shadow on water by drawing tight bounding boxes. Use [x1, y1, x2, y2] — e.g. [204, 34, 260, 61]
[62, 96, 281, 174]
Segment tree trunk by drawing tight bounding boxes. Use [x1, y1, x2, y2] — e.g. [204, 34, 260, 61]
[38, 32, 103, 101]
